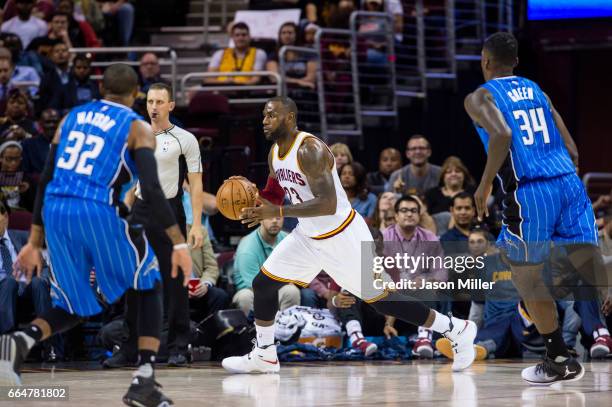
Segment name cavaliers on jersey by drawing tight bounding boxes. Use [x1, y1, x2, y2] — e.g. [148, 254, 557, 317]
[271, 131, 355, 239]
[275, 168, 306, 187]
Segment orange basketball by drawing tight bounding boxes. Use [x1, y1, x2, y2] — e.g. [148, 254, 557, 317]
[216, 178, 258, 220]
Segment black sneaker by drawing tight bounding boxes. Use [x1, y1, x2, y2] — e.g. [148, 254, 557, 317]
[103, 350, 138, 369]
[521, 356, 585, 386]
[167, 354, 188, 367]
[123, 374, 173, 406]
[0, 334, 29, 385]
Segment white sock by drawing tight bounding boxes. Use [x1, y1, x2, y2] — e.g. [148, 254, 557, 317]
[135, 363, 153, 379]
[593, 327, 610, 339]
[346, 320, 364, 345]
[428, 311, 452, 335]
[15, 331, 36, 351]
[417, 326, 432, 340]
[256, 324, 276, 347]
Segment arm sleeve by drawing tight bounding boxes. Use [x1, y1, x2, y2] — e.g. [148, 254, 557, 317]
[209, 50, 223, 70]
[183, 132, 202, 173]
[199, 227, 219, 285]
[260, 176, 285, 205]
[132, 147, 178, 230]
[254, 49, 267, 71]
[32, 143, 58, 227]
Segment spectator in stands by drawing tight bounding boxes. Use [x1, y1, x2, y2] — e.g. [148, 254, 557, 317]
[138, 52, 165, 94]
[21, 107, 57, 176]
[593, 188, 612, 227]
[381, 195, 447, 358]
[413, 194, 437, 234]
[39, 12, 84, 49]
[233, 216, 300, 315]
[371, 191, 398, 230]
[0, 200, 54, 346]
[36, 42, 70, 114]
[2, 0, 55, 21]
[424, 156, 475, 215]
[0, 50, 40, 100]
[302, 22, 319, 48]
[438, 228, 524, 360]
[73, 0, 106, 34]
[330, 142, 353, 172]
[188, 224, 230, 324]
[327, 279, 379, 356]
[5, 33, 51, 78]
[267, 22, 316, 90]
[54, 54, 99, 112]
[386, 134, 442, 196]
[440, 192, 476, 255]
[206, 22, 267, 85]
[101, 0, 135, 46]
[56, 0, 101, 47]
[359, 0, 389, 66]
[340, 162, 377, 220]
[367, 147, 402, 195]
[0, 0, 48, 49]
[0, 89, 37, 136]
[0, 140, 35, 211]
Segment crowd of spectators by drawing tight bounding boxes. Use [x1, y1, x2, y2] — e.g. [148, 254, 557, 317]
[0, 0, 610, 365]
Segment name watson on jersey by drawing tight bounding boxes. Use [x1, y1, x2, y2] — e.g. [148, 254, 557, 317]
[373, 278, 495, 291]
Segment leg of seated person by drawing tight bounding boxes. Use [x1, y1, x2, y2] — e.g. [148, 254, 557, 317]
[0, 278, 18, 334]
[233, 288, 255, 316]
[191, 286, 230, 321]
[26, 276, 51, 316]
[299, 287, 322, 308]
[278, 284, 300, 311]
[116, 2, 135, 46]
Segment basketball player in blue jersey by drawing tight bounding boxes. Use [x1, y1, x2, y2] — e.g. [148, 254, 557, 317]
[465, 32, 611, 385]
[0, 64, 192, 406]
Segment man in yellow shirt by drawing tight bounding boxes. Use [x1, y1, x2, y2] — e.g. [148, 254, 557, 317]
[206, 22, 267, 85]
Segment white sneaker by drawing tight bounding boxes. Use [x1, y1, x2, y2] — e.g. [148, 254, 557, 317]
[443, 317, 477, 371]
[222, 343, 280, 374]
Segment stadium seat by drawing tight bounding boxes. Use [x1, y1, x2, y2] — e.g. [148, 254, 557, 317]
[185, 92, 231, 145]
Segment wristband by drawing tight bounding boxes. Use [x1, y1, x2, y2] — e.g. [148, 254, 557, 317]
[173, 243, 189, 251]
[331, 295, 338, 307]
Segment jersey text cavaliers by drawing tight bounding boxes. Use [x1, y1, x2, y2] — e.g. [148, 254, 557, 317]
[275, 168, 306, 186]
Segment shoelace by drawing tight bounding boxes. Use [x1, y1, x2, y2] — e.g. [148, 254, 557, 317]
[534, 358, 556, 377]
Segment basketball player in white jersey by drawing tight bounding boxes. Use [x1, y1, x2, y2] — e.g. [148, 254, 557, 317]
[222, 96, 478, 373]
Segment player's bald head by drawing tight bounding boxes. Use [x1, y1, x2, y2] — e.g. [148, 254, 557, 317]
[102, 63, 139, 96]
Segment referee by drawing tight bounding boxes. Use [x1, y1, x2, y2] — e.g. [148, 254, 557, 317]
[105, 82, 205, 367]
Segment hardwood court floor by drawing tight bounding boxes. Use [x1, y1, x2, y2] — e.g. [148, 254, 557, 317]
[1, 360, 610, 406]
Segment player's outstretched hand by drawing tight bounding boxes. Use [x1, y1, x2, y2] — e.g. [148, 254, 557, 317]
[474, 181, 492, 221]
[240, 194, 280, 228]
[14, 242, 43, 283]
[188, 225, 204, 249]
[171, 247, 192, 287]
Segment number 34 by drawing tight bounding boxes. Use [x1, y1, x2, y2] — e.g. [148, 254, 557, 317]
[513, 108, 550, 146]
[56, 130, 105, 176]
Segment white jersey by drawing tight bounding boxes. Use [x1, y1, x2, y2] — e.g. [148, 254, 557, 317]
[271, 131, 354, 238]
[135, 124, 201, 199]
